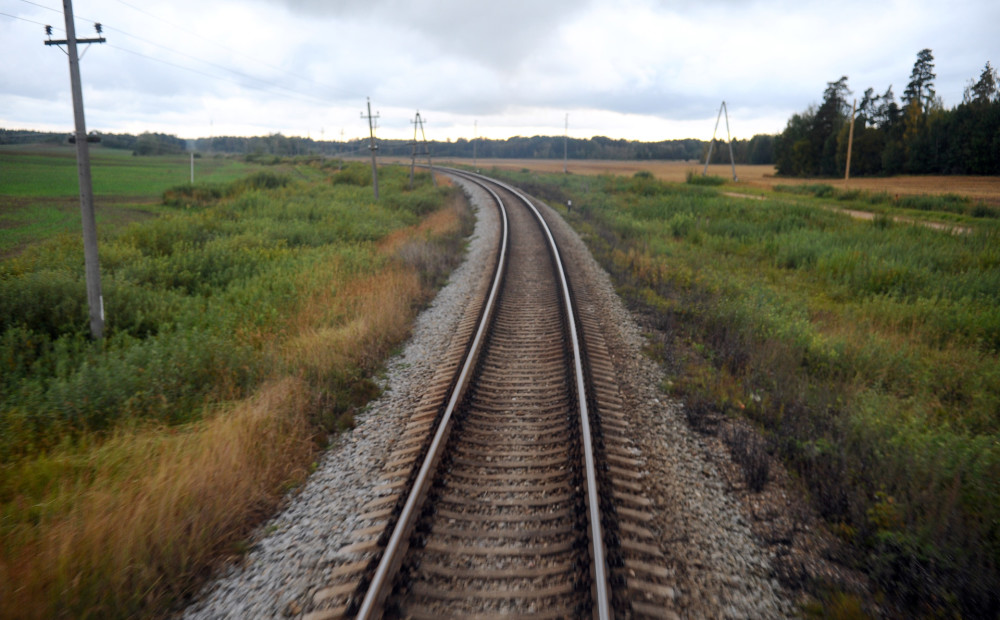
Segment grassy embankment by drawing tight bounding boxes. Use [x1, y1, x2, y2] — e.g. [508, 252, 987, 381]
[0, 149, 470, 618]
[499, 168, 1000, 618]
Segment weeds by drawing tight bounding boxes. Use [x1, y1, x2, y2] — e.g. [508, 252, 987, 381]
[774, 182, 998, 219]
[0, 160, 467, 618]
[504, 168, 1000, 618]
[685, 170, 726, 186]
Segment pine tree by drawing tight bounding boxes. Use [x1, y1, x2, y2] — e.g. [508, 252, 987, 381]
[963, 61, 999, 104]
[902, 48, 936, 112]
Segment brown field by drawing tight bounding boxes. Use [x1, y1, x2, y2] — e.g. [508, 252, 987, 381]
[434, 158, 1000, 205]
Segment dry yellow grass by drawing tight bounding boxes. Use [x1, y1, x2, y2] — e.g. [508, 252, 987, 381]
[0, 377, 315, 618]
[438, 158, 1000, 205]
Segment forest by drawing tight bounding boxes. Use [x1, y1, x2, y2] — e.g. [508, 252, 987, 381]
[2, 126, 778, 165]
[774, 51, 1000, 177]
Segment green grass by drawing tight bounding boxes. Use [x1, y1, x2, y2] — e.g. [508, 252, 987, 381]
[0, 145, 261, 196]
[0, 146, 272, 255]
[774, 182, 1000, 220]
[0, 162, 451, 458]
[497, 168, 1000, 618]
[1, 153, 466, 618]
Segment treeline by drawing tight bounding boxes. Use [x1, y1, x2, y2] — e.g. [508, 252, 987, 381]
[0, 129, 186, 155]
[703, 134, 775, 165]
[775, 51, 1000, 177]
[196, 134, 716, 162]
[3, 127, 779, 165]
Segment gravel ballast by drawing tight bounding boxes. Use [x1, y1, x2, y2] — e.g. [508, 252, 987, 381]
[182, 175, 796, 618]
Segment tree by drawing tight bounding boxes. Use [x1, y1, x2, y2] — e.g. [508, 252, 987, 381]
[963, 61, 999, 104]
[813, 76, 852, 175]
[902, 48, 936, 113]
[774, 107, 816, 176]
[871, 85, 900, 131]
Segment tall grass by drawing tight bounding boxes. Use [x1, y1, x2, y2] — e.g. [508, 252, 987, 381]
[0, 163, 469, 617]
[500, 169, 1000, 617]
[774, 182, 999, 219]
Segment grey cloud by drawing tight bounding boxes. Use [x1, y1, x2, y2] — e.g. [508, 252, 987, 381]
[264, 0, 594, 67]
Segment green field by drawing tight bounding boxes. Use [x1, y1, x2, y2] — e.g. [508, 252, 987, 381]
[495, 167, 1000, 618]
[0, 147, 466, 618]
[0, 146, 268, 255]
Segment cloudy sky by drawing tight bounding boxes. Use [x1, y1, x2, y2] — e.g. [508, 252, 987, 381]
[1, 0, 997, 143]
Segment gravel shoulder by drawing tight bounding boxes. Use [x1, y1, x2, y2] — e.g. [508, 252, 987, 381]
[182, 175, 809, 618]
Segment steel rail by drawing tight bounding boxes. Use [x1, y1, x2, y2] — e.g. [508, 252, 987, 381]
[475, 171, 612, 620]
[355, 173, 509, 620]
[357, 168, 611, 619]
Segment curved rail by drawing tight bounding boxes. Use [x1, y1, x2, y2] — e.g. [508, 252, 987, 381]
[425, 168, 612, 616]
[458, 169, 611, 618]
[355, 175, 509, 619]
[356, 168, 610, 619]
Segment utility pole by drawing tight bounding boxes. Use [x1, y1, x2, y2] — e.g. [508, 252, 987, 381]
[361, 98, 380, 200]
[473, 120, 478, 171]
[844, 99, 857, 183]
[702, 101, 738, 182]
[45, 2, 106, 340]
[409, 111, 435, 189]
[409, 112, 419, 188]
[564, 113, 569, 174]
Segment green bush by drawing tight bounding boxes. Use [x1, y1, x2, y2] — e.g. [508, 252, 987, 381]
[685, 170, 725, 186]
[0, 164, 452, 460]
[331, 162, 372, 187]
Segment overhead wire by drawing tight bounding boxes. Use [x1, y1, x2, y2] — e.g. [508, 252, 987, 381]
[112, 0, 326, 90]
[10, 0, 338, 110]
[0, 10, 50, 25]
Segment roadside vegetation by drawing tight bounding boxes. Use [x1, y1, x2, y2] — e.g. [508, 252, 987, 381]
[0, 150, 470, 618]
[497, 167, 1000, 618]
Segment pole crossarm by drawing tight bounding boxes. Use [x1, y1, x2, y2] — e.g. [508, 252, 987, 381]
[45, 36, 105, 45]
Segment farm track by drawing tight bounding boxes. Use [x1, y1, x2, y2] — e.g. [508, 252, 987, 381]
[300, 171, 675, 619]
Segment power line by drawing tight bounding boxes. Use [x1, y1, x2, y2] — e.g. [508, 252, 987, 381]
[104, 43, 330, 107]
[110, 0, 333, 91]
[0, 10, 51, 25]
[14, 0, 337, 105]
[100, 27, 329, 105]
[15, 0, 61, 14]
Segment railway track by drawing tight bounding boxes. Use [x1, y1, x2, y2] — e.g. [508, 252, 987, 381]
[303, 171, 675, 619]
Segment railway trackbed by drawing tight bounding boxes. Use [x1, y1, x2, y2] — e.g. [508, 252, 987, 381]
[300, 171, 675, 619]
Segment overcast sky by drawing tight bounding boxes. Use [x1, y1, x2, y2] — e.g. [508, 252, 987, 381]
[1, 0, 997, 142]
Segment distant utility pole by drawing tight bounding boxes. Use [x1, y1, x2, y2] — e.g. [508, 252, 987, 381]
[45, 0, 106, 340]
[703, 100, 738, 182]
[473, 120, 478, 170]
[361, 98, 380, 200]
[844, 99, 857, 183]
[409, 111, 435, 188]
[564, 113, 569, 174]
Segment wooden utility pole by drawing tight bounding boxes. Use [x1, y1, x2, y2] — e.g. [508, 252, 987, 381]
[361, 98, 380, 200]
[45, 2, 106, 340]
[473, 120, 478, 170]
[845, 99, 857, 183]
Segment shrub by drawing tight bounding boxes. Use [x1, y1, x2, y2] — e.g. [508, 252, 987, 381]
[685, 170, 726, 186]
